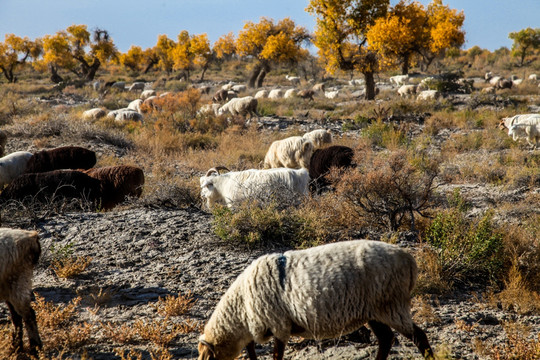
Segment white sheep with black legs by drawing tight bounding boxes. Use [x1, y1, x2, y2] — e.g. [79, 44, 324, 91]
[0, 228, 42, 355]
[198, 240, 434, 360]
[0, 151, 33, 188]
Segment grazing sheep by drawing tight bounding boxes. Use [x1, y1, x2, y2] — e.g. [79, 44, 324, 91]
[142, 96, 159, 111]
[227, 91, 238, 100]
[417, 90, 440, 101]
[198, 240, 434, 360]
[82, 108, 106, 121]
[83, 165, 144, 210]
[496, 78, 513, 89]
[110, 81, 126, 91]
[128, 82, 146, 92]
[397, 84, 418, 98]
[0, 151, 33, 188]
[484, 71, 493, 81]
[263, 136, 314, 169]
[297, 89, 315, 101]
[324, 90, 340, 99]
[389, 74, 409, 86]
[528, 74, 537, 82]
[254, 90, 269, 99]
[498, 113, 540, 130]
[198, 86, 212, 95]
[127, 99, 143, 113]
[512, 78, 523, 86]
[508, 124, 540, 148]
[481, 86, 496, 94]
[0, 228, 42, 355]
[309, 145, 354, 192]
[268, 89, 283, 100]
[283, 89, 296, 99]
[285, 75, 300, 86]
[489, 76, 501, 86]
[312, 83, 325, 92]
[200, 166, 309, 209]
[198, 103, 221, 117]
[140, 89, 156, 100]
[231, 84, 247, 93]
[0, 129, 7, 157]
[115, 109, 144, 122]
[212, 89, 229, 103]
[0, 170, 102, 205]
[218, 96, 259, 119]
[24, 146, 96, 174]
[349, 79, 364, 86]
[92, 80, 101, 91]
[302, 129, 332, 148]
[221, 82, 235, 91]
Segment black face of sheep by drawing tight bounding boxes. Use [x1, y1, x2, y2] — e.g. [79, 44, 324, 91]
[24, 146, 97, 174]
[309, 145, 355, 193]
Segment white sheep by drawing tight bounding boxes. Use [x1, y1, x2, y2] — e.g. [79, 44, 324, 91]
[198, 103, 221, 117]
[127, 99, 143, 113]
[198, 240, 434, 360]
[0, 151, 33, 188]
[508, 123, 540, 148]
[110, 81, 126, 91]
[128, 82, 146, 92]
[82, 108, 106, 121]
[200, 167, 309, 209]
[398, 84, 418, 98]
[0, 228, 42, 355]
[390, 74, 409, 86]
[528, 74, 537, 82]
[302, 129, 332, 148]
[417, 90, 440, 101]
[140, 89, 156, 100]
[108, 108, 143, 122]
[231, 84, 247, 93]
[499, 114, 540, 130]
[218, 96, 259, 119]
[263, 136, 314, 169]
[254, 90, 269, 99]
[268, 89, 283, 99]
[283, 89, 296, 99]
[324, 90, 340, 99]
[221, 82, 235, 91]
[489, 76, 501, 86]
[0, 129, 7, 157]
[285, 75, 300, 86]
[349, 78, 364, 86]
[312, 83, 325, 92]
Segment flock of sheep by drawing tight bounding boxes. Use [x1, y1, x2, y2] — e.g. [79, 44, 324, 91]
[2, 70, 539, 359]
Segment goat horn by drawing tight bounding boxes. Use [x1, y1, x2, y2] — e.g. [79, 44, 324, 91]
[205, 166, 230, 177]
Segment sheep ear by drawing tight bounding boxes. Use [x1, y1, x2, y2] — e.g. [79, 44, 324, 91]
[198, 339, 216, 359]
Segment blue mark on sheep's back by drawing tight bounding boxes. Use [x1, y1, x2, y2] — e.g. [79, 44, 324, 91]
[277, 255, 287, 289]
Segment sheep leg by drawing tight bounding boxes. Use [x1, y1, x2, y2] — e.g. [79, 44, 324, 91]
[246, 341, 257, 360]
[272, 337, 286, 360]
[368, 320, 394, 360]
[22, 304, 42, 354]
[409, 324, 434, 359]
[6, 301, 24, 352]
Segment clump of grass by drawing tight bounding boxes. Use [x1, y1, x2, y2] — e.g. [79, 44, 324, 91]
[424, 190, 504, 288]
[50, 256, 92, 278]
[152, 292, 196, 317]
[485, 322, 540, 360]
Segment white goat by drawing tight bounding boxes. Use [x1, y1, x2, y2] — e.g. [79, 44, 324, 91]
[198, 240, 434, 360]
[200, 167, 309, 209]
[264, 136, 314, 169]
[285, 75, 300, 86]
[0, 151, 33, 188]
[0, 228, 42, 355]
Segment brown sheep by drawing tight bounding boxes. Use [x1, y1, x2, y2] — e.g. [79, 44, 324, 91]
[83, 165, 144, 210]
[0, 170, 101, 206]
[212, 89, 229, 103]
[0, 228, 42, 355]
[297, 89, 315, 101]
[309, 145, 355, 193]
[24, 146, 96, 174]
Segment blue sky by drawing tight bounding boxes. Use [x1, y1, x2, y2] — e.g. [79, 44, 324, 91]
[1, 0, 539, 53]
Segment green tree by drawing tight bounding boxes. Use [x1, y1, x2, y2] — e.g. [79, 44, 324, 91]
[0, 34, 42, 83]
[306, 0, 389, 100]
[509, 27, 540, 66]
[236, 17, 310, 88]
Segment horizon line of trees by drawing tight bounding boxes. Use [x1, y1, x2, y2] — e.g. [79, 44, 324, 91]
[1, 0, 539, 99]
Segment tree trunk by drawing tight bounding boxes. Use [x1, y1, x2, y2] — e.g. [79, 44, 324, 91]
[84, 59, 101, 81]
[200, 62, 209, 82]
[256, 62, 270, 88]
[248, 63, 262, 88]
[143, 61, 156, 74]
[401, 53, 410, 75]
[363, 71, 376, 100]
[0, 66, 15, 83]
[49, 65, 64, 84]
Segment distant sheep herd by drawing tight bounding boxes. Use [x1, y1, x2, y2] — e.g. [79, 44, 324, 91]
[1, 69, 540, 359]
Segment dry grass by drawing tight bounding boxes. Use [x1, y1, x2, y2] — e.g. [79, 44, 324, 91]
[152, 292, 196, 317]
[484, 322, 540, 360]
[50, 256, 92, 279]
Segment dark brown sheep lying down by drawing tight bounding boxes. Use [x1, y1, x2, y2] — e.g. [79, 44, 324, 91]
[24, 146, 96, 173]
[83, 165, 145, 210]
[0, 170, 101, 205]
